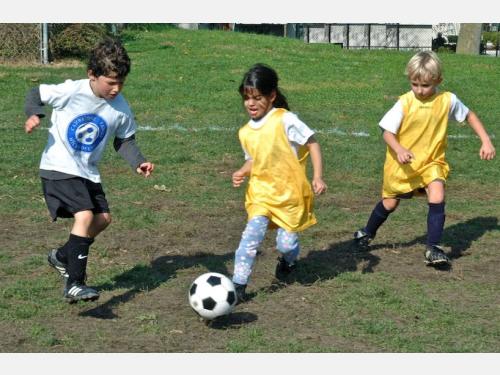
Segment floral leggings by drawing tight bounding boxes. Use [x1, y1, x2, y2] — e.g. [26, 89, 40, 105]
[232, 215, 299, 285]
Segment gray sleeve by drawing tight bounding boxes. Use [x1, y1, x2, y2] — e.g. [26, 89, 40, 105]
[113, 135, 147, 169]
[25, 87, 45, 118]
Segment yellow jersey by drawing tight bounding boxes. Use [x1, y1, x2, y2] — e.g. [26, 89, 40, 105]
[239, 108, 316, 232]
[382, 91, 452, 198]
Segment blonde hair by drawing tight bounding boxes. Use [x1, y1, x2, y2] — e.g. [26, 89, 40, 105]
[405, 51, 442, 83]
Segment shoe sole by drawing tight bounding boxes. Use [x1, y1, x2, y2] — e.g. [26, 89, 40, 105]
[425, 259, 451, 266]
[64, 294, 100, 304]
[354, 240, 370, 248]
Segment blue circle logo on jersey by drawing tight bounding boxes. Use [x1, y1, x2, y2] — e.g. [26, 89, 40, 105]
[67, 114, 107, 152]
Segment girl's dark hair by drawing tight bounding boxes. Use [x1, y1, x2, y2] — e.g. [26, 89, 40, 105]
[87, 37, 131, 78]
[238, 63, 289, 110]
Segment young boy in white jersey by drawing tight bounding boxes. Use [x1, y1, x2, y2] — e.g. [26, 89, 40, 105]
[24, 38, 155, 302]
[231, 64, 327, 302]
[354, 51, 495, 267]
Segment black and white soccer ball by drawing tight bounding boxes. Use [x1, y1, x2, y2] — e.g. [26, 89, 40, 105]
[188, 272, 237, 320]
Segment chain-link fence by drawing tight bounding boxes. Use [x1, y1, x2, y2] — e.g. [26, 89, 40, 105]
[292, 23, 499, 56]
[1, 23, 499, 64]
[298, 24, 433, 50]
[0, 24, 41, 63]
[0, 23, 120, 64]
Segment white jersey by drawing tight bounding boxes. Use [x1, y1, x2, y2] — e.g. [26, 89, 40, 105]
[39, 79, 137, 183]
[243, 107, 315, 160]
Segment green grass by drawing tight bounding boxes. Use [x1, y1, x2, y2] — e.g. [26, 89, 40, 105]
[0, 27, 499, 354]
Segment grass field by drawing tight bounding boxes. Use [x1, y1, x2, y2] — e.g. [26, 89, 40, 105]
[0, 26, 499, 357]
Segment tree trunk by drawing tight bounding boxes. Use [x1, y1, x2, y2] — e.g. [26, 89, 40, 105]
[456, 23, 483, 55]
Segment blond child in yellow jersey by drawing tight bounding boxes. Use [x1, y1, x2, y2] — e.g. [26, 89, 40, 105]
[231, 64, 327, 302]
[354, 51, 495, 267]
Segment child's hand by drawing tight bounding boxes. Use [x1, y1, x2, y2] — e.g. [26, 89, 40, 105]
[25, 115, 40, 133]
[136, 162, 154, 177]
[312, 177, 327, 195]
[396, 148, 414, 164]
[479, 141, 496, 160]
[232, 170, 247, 187]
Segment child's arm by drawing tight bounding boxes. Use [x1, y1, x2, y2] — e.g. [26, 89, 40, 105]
[113, 135, 154, 178]
[232, 159, 252, 187]
[24, 87, 45, 134]
[136, 162, 154, 177]
[382, 130, 414, 164]
[466, 111, 496, 160]
[306, 136, 327, 195]
[25, 115, 41, 134]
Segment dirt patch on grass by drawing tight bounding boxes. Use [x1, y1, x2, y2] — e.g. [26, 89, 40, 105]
[1, 195, 499, 352]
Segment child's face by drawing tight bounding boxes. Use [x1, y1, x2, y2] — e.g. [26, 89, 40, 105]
[88, 71, 126, 100]
[243, 88, 276, 120]
[410, 77, 441, 101]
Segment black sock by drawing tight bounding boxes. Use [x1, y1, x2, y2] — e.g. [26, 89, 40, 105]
[427, 202, 445, 246]
[62, 234, 94, 284]
[56, 238, 73, 264]
[365, 200, 393, 237]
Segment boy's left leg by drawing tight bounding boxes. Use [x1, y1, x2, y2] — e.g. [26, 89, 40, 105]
[424, 180, 450, 265]
[88, 212, 112, 238]
[275, 229, 299, 281]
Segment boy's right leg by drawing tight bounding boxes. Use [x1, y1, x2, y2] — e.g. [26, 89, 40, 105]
[232, 216, 269, 303]
[354, 198, 399, 248]
[42, 178, 105, 302]
[61, 210, 99, 302]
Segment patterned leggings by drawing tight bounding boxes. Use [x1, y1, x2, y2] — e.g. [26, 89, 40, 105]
[232, 215, 299, 285]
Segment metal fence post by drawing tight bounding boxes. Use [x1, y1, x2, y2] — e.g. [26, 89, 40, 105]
[396, 24, 400, 51]
[346, 24, 350, 49]
[368, 24, 371, 49]
[41, 23, 49, 64]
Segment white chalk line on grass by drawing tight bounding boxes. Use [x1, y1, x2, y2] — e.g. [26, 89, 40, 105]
[136, 125, 494, 140]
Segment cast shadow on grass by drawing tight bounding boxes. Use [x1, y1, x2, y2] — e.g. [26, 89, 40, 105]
[260, 216, 499, 294]
[79, 252, 234, 319]
[204, 312, 258, 329]
[392, 216, 499, 261]
[258, 238, 381, 296]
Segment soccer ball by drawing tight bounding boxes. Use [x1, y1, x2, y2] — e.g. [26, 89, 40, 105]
[188, 272, 237, 320]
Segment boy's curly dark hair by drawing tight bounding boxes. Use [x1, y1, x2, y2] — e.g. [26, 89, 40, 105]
[87, 37, 131, 78]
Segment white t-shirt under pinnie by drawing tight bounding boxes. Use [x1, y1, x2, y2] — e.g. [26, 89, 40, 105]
[39, 79, 137, 183]
[243, 107, 315, 160]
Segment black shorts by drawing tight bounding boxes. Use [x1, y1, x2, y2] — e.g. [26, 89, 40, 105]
[41, 177, 110, 221]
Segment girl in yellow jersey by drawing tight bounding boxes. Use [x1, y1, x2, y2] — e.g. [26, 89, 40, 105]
[354, 51, 495, 267]
[231, 64, 327, 302]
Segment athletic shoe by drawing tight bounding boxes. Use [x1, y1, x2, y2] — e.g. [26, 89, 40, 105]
[63, 281, 99, 303]
[234, 283, 247, 305]
[424, 245, 451, 266]
[353, 228, 373, 249]
[274, 256, 297, 281]
[47, 249, 68, 279]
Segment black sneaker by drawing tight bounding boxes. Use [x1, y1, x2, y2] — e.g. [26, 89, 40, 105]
[424, 245, 451, 266]
[234, 283, 247, 305]
[63, 281, 99, 303]
[274, 256, 296, 282]
[47, 249, 69, 279]
[353, 229, 373, 249]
